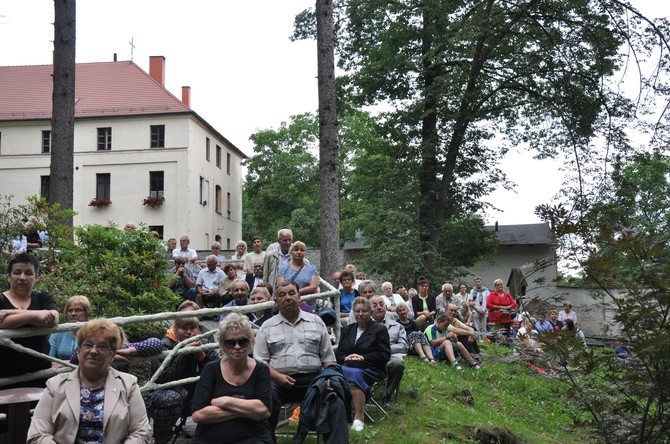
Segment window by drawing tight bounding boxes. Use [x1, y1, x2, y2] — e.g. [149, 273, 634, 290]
[40, 176, 50, 201]
[215, 185, 222, 214]
[97, 127, 112, 150]
[96, 173, 111, 199]
[205, 137, 210, 161]
[227, 192, 231, 219]
[199, 176, 206, 205]
[226, 153, 231, 175]
[149, 171, 164, 197]
[150, 125, 165, 148]
[216, 145, 222, 168]
[42, 130, 51, 153]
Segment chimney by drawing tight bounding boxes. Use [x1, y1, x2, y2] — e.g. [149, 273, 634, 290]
[113, 53, 117, 62]
[181, 86, 191, 108]
[149, 55, 165, 86]
[495, 221, 499, 231]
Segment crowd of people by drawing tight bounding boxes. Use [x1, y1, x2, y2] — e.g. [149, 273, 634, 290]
[0, 226, 592, 443]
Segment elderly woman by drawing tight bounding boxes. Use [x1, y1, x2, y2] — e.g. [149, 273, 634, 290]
[276, 241, 319, 297]
[380, 281, 405, 317]
[49, 295, 90, 366]
[396, 302, 437, 364]
[27, 319, 152, 443]
[336, 296, 391, 432]
[147, 316, 218, 444]
[0, 253, 59, 387]
[486, 278, 517, 333]
[192, 313, 272, 443]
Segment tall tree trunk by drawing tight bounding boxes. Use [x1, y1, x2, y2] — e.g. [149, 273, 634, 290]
[316, 0, 341, 282]
[418, 7, 441, 270]
[50, 0, 76, 228]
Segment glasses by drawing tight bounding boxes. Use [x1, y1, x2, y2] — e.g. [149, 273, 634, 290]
[67, 308, 84, 314]
[80, 342, 112, 353]
[223, 337, 251, 348]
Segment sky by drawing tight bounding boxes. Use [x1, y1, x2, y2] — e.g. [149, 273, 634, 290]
[1, 0, 667, 226]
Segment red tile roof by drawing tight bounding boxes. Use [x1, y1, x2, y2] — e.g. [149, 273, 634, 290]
[0, 61, 190, 121]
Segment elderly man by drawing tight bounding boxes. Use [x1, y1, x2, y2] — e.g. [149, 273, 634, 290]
[219, 279, 253, 322]
[209, 241, 226, 266]
[371, 295, 407, 405]
[245, 259, 265, 293]
[468, 276, 490, 338]
[172, 235, 198, 267]
[436, 283, 456, 316]
[262, 228, 294, 293]
[167, 257, 197, 301]
[194, 255, 225, 309]
[253, 281, 337, 442]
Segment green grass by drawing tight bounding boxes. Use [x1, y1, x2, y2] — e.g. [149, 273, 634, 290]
[278, 344, 597, 444]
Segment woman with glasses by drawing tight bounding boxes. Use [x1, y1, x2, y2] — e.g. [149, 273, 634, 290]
[49, 295, 90, 366]
[28, 318, 152, 443]
[192, 313, 272, 443]
[336, 296, 391, 432]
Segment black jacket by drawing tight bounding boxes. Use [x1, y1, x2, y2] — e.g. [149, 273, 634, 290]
[336, 319, 391, 374]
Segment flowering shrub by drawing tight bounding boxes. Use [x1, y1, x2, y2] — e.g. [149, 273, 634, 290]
[142, 195, 165, 208]
[88, 198, 112, 207]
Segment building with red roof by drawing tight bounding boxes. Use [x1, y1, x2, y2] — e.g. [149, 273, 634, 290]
[0, 56, 245, 249]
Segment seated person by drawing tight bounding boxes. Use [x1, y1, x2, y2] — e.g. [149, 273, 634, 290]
[424, 314, 482, 370]
[338, 270, 359, 319]
[194, 255, 225, 309]
[49, 295, 91, 366]
[336, 297, 391, 432]
[253, 281, 336, 442]
[28, 319, 152, 442]
[146, 317, 218, 444]
[517, 318, 542, 351]
[446, 303, 481, 360]
[380, 281, 405, 319]
[167, 257, 197, 301]
[562, 318, 587, 348]
[396, 302, 436, 364]
[191, 313, 272, 443]
[249, 286, 273, 327]
[548, 309, 563, 331]
[219, 279, 253, 323]
[411, 277, 437, 331]
[535, 312, 554, 332]
[218, 263, 238, 306]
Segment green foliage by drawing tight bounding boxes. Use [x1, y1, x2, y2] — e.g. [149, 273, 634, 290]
[42, 223, 179, 319]
[534, 153, 670, 442]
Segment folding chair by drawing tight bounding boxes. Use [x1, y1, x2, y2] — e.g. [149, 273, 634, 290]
[364, 381, 390, 423]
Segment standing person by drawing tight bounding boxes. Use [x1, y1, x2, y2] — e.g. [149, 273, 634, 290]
[468, 277, 490, 338]
[0, 253, 59, 388]
[276, 241, 319, 297]
[337, 297, 391, 432]
[244, 236, 266, 274]
[262, 228, 294, 293]
[558, 301, 578, 325]
[27, 319, 152, 443]
[172, 236, 198, 267]
[194, 255, 225, 309]
[231, 240, 248, 279]
[411, 277, 437, 331]
[253, 281, 336, 442]
[192, 313, 272, 443]
[486, 279, 517, 334]
[49, 295, 91, 366]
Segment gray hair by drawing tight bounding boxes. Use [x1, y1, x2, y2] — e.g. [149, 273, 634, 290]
[218, 313, 255, 353]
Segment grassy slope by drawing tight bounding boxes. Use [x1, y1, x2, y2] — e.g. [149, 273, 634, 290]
[279, 344, 597, 444]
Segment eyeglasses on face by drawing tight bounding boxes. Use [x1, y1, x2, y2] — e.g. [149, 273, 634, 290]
[80, 342, 112, 352]
[223, 337, 251, 348]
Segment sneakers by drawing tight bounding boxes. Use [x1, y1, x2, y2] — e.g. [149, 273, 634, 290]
[452, 363, 463, 371]
[351, 419, 365, 432]
[471, 363, 482, 370]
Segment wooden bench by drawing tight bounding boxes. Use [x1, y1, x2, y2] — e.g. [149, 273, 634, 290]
[0, 387, 44, 444]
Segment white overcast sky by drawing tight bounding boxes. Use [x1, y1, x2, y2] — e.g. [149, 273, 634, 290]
[0, 0, 667, 225]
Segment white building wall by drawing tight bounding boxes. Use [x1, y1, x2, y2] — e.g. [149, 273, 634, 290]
[0, 115, 243, 250]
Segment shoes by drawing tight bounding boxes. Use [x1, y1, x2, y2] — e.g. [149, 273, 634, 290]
[471, 363, 482, 370]
[453, 363, 463, 371]
[352, 419, 365, 432]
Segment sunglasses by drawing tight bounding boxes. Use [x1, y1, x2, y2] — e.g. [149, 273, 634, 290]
[223, 337, 251, 348]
